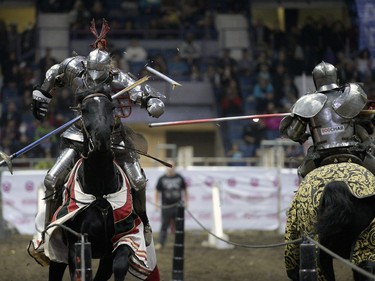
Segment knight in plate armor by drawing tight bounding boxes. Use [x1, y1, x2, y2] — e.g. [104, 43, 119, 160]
[279, 61, 375, 179]
[31, 19, 164, 246]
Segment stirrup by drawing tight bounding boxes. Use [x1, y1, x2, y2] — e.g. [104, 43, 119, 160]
[27, 239, 50, 267]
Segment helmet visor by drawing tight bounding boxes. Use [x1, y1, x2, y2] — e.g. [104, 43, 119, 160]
[87, 69, 107, 81]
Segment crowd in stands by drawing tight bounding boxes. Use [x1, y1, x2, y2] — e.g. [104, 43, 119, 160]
[1, 0, 375, 167]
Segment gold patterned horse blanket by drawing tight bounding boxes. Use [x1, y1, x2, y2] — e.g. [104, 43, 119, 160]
[284, 162, 375, 280]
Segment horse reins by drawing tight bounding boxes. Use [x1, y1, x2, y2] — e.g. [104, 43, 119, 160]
[79, 93, 113, 158]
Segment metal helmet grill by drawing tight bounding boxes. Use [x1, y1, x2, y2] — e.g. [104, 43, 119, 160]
[86, 49, 111, 81]
[312, 61, 339, 92]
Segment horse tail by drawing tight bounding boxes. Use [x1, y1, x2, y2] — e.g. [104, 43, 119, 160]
[316, 180, 354, 239]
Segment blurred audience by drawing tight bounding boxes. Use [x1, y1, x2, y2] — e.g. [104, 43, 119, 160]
[178, 33, 202, 73]
[123, 39, 148, 63]
[1, 2, 374, 166]
[242, 119, 266, 159]
[227, 142, 245, 166]
[37, 47, 58, 84]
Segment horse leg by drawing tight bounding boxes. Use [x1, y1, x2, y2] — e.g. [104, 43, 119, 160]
[319, 250, 335, 281]
[94, 256, 114, 281]
[112, 245, 132, 281]
[49, 261, 67, 281]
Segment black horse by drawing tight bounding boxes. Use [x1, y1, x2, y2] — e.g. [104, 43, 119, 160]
[46, 93, 148, 281]
[285, 162, 375, 281]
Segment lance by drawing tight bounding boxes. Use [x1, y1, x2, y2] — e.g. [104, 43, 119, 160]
[149, 112, 290, 127]
[149, 110, 375, 128]
[146, 66, 182, 89]
[0, 75, 150, 174]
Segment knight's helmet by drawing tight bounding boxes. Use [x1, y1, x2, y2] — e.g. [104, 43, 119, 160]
[86, 49, 111, 82]
[86, 18, 111, 83]
[312, 61, 339, 92]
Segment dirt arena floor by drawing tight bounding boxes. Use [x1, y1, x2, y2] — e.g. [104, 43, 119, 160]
[0, 230, 355, 281]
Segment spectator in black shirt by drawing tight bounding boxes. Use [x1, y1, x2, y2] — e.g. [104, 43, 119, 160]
[154, 161, 188, 250]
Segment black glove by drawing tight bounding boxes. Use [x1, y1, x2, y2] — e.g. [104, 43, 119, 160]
[32, 88, 52, 120]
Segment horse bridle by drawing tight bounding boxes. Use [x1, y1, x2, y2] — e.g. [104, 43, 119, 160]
[79, 93, 113, 157]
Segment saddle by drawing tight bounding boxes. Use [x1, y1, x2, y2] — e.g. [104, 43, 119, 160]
[320, 153, 363, 166]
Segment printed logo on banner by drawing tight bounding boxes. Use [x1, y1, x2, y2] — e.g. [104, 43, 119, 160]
[25, 181, 34, 192]
[272, 178, 279, 187]
[250, 177, 259, 187]
[187, 194, 196, 201]
[2, 181, 11, 192]
[243, 212, 254, 219]
[228, 193, 241, 200]
[227, 177, 236, 187]
[198, 212, 211, 220]
[204, 176, 214, 186]
[202, 194, 211, 201]
[222, 212, 237, 219]
[22, 198, 37, 205]
[3, 199, 15, 205]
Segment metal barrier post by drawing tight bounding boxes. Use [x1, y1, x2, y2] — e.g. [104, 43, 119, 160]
[300, 236, 317, 281]
[75, 234, 92, 281]
[172, 201, 185, 281]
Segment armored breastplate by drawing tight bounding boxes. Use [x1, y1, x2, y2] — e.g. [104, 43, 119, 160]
[310, 93, 357, 150]
[71, 77, 112, 101]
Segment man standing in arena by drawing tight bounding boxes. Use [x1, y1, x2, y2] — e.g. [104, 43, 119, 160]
[154, 160, 188, 250]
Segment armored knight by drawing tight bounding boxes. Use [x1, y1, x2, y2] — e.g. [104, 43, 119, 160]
[279, 61, 375, 179]
[31, 20, 164, 246]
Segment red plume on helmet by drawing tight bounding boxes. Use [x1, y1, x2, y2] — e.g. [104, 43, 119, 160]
[90, 18, 110, 50]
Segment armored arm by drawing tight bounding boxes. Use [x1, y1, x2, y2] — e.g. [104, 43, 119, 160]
[280, 92, 328, 144]
[32, 64, 61, 120]
[279, 114, 310, 144]
[116, 71, 165, 118]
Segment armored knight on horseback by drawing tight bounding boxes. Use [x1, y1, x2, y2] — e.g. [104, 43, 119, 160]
[280, 61, 375, 179]
[30, 19, 163, 257]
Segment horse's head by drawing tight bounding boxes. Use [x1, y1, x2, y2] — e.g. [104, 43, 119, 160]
[79, 93, 115, 154]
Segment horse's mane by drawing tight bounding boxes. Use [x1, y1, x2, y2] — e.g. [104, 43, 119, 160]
[316, 181, 354, 238]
